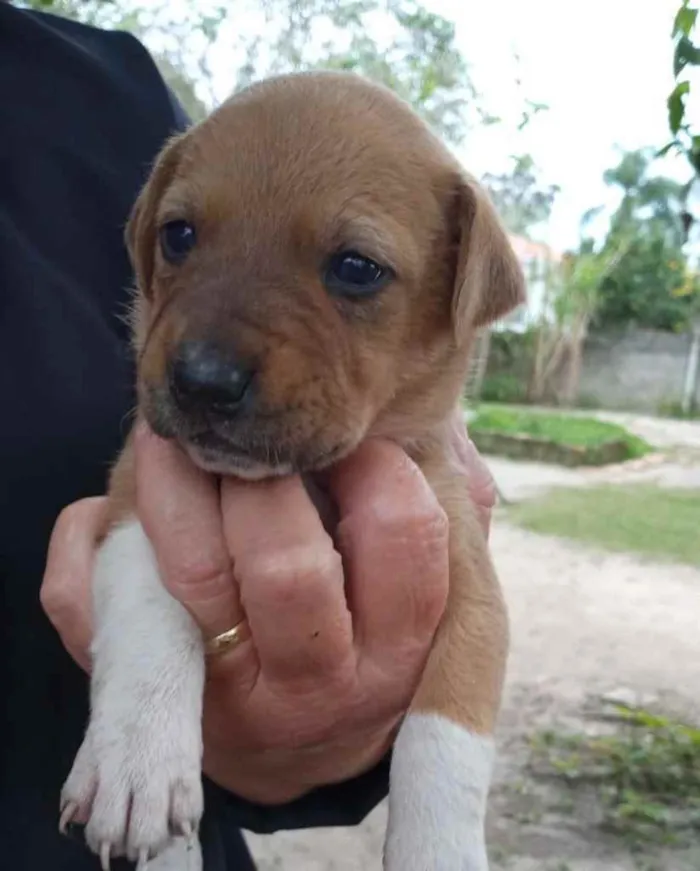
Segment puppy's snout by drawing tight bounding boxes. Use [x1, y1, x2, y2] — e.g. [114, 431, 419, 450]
[170, 341, 255, 416]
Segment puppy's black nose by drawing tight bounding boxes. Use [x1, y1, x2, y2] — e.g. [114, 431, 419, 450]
[170, 341, 254, 415]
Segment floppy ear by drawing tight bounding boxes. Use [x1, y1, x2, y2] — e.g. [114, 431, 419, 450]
[125, 133, 185, 296]
[451, 173, 526, 335]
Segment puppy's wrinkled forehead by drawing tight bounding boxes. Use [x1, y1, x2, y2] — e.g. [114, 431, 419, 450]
[159, 74, 452, 267]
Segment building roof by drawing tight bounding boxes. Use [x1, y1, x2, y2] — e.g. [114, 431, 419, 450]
[508, 233, 563, 264]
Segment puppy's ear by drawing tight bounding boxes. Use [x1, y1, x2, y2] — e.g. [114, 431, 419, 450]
[125, 133, 185, 294]
[450, 173, 526, 335]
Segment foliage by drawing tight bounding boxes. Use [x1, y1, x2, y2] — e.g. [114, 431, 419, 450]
[555, 242, 628, 326]
[662, 2, 700, 185]
[510, 484, 700, 566]
[479, 374, 529, 405]
[657, 396, 699, 418]
[530, 706, 700, 847]
[469, 405, 648, 455]
[525, 232, 625, 405]
[22, 0, 483, 144]
[593, 149, 700, 332]
[486, 328, 535, 367]
[482, 154, 559, 236]
[267, 0, 482, 144]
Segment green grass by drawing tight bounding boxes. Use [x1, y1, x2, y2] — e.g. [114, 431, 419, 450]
[530, 707, 700, 847]
[510, 485, 700, 566]
[469, 404, 650, 458]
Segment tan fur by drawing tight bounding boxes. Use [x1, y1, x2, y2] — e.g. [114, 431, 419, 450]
[412, 440, 509, 733]
[112, 71, 524, 738]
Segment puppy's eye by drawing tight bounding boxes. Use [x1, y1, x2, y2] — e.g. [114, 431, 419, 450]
[325, 250, 393, 297]
[159, 220, 196, 264]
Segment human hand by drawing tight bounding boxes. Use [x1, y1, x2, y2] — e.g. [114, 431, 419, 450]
[41, 416, 495, 803]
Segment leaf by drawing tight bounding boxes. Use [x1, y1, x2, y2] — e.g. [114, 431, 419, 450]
[656, 140, 680, 158]
[672, 3, 698, 37]
[674, 35, 700, 76]
[689, 135, 700, 173]
[668, 80, 691, 134]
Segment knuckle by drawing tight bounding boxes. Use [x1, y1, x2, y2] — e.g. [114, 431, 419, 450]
[50, 503, 82, 542]
[165, 560, 232, 600]
[55, 497, 101, 529]
[243, 541, 342, 604]
[477, 477, 498, 510]
[39, 579, 71, 624]
[370, 491, 449, 552]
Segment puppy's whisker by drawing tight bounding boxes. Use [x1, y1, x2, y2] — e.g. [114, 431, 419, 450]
[136, 290, 178, 369]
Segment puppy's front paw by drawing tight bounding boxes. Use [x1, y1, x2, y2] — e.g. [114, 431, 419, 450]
[384, 713, 494, 871]
[61, 714, 203, 869]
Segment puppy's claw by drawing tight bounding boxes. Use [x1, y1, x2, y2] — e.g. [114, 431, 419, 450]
[100, 842, 111, 871]
[59, 801, 78, 834]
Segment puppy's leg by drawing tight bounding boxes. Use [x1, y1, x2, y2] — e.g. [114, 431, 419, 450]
[61, 517, 205, 869]
[384, 462, 508, 871]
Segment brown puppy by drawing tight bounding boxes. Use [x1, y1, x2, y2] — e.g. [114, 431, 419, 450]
[60, 71, 524, 870]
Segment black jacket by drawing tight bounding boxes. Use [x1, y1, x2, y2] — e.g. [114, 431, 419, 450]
[0, 5, 388, 869]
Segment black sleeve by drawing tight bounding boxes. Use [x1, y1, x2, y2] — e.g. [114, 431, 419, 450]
[205, 752, 391, 837]
[165, 85, 193, 133]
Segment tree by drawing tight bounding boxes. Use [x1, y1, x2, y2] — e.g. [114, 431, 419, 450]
[663, 1, 700, 227]
[482, 154, 559, 238]
[666, 1, 700, 414]
[527, 236, 627, 405]
[22, 0, 485, 145]
[592, 148, 699, 332]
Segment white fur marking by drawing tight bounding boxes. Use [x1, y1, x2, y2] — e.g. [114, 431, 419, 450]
[384, 713, 494, 871]
[61, 520, 205, 868]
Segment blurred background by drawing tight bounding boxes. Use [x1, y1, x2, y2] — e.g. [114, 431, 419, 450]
[19, 1, 700, 868]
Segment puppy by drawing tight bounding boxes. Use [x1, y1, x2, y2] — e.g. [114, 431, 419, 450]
[60, 70, 524, 870]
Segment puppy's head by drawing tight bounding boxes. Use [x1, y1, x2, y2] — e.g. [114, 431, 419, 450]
[127, 72, 524, 478]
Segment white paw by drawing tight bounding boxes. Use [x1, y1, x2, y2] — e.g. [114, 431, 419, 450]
[61, 712, 203, 868]
[59, 519, 206, 868]
[384, 713, 494, 871]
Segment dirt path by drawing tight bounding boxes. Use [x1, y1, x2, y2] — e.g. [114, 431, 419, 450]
[246, 421, 700, 869]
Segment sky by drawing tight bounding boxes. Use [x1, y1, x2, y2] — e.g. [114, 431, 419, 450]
[428, 0, 698, 252]
[194, 0, 698, 253]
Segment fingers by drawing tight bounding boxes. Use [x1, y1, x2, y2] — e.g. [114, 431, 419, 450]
[133, 424, 241, 638]
[327, 440, 449, 659]
[40, 496, 109, 671]
[220, 474, 353, 687]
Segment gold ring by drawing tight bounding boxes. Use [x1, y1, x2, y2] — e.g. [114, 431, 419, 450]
[204, 620, 250, 657]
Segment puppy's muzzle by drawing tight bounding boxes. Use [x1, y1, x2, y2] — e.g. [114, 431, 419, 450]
[169, 340, 255, 417]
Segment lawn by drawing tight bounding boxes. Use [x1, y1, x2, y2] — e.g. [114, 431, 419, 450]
[469, 404, 650, 458]
[509, 484, 700, 566]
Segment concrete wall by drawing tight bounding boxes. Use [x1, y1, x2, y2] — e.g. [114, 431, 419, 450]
[578, 329, 699, 412]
